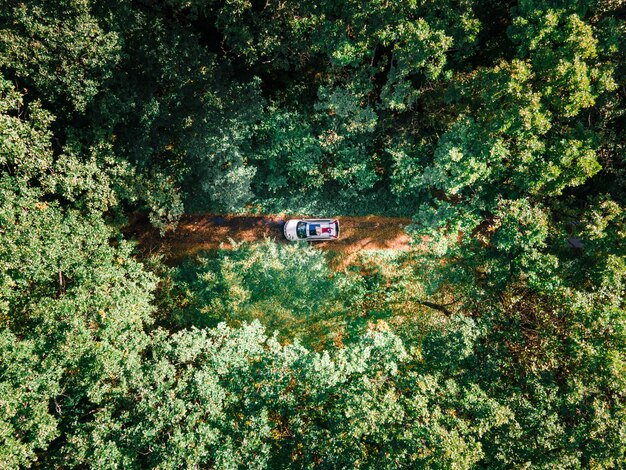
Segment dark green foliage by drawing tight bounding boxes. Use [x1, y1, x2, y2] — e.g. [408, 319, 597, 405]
[403, 2, 626, 466]
[0, 0, 121, 114]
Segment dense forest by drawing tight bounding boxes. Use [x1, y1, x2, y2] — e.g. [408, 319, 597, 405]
[1, 0, 625, 467]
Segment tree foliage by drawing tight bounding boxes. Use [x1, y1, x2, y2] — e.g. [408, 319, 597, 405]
[1, 0, 625, 467]
[166, 240, 363, 348]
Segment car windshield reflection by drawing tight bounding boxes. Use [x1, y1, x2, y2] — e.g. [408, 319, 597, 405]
[296, 221, 307, 239]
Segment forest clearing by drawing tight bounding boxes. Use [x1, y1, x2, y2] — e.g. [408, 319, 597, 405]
[130, 213, 414, 261]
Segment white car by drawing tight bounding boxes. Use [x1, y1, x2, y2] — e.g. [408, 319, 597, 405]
[283, 219, 340, 241]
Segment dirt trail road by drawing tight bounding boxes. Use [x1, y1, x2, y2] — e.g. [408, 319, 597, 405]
[130, 214, 414, 261]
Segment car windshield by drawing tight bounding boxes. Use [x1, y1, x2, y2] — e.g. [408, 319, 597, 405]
[296, 222, 307, 239]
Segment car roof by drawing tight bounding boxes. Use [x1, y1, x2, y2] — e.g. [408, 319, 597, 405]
[303, 219, 339, 238]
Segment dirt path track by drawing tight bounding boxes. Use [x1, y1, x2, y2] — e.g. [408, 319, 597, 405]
[131, 214, 413, 260]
